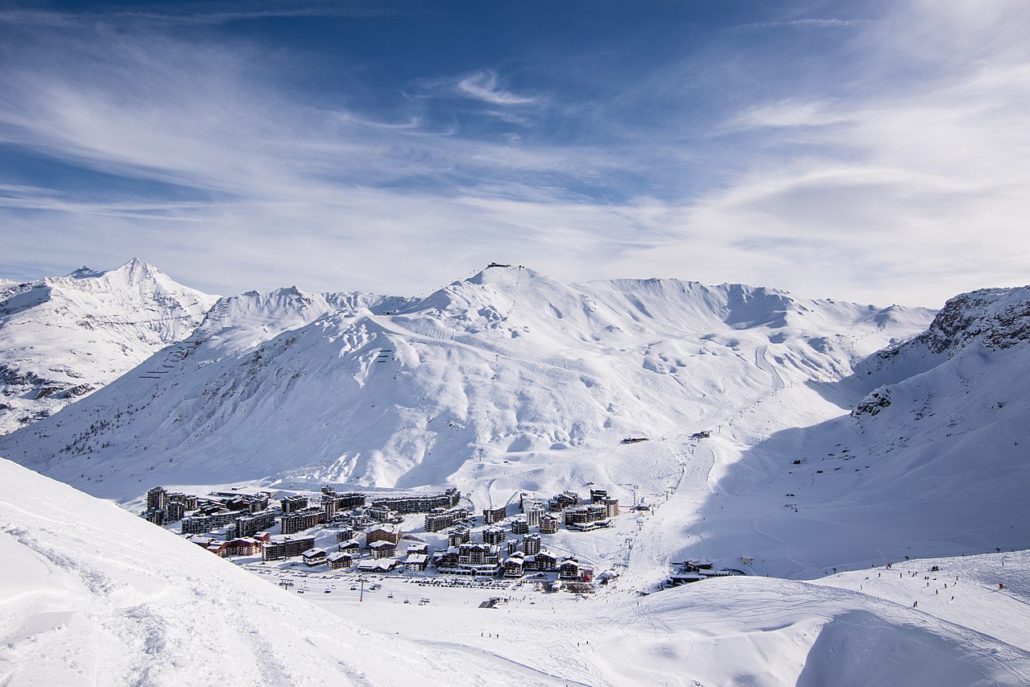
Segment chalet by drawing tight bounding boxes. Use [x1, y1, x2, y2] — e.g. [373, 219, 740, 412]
[403, 552, 429, 572]
[338, 539, 361, 554]
[559, 558, 581, 580]
[224, 537, 263, 557]
[539, 514, 560, 534]
[327, 551, 353, 570]
[503, 553, 525, 578]
[302, 548, 328, 566]
[532, 551, 558, 572]
[206, 541, 229, 557]
[434, 547, 460, 569]
[357, 558, 398, 573]
[366, 525, 401, 545]
[186, 535, 219, 549]
[435, 543, 502, 576]
[368, 540, 397, 559]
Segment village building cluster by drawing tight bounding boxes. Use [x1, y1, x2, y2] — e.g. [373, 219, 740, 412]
[140, 483, 627, 590]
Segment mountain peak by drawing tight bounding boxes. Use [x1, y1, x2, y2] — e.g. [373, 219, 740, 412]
[111, 257, 160, 278]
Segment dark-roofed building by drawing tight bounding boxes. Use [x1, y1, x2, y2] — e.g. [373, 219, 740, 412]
[280, 494, 308, 513]
[262, 535, 315, 561]
[280, 507, 324, 535]
[235, 510, 275, 538]
[327, 551, 353, 570]
[482, 505, 507, 525]
[539, 514, 559, 534]
[302, 548, 328, 566]
[368, 540, 397, 559]
[366, 525, 400, 545]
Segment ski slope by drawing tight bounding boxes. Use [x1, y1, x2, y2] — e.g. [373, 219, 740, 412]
[4, 456, 1028, 686]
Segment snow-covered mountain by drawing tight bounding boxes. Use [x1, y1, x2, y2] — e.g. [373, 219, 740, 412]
[0, 265, 932, 512]
[638, 284, 1030, 578]
[0, 259, 217, 434]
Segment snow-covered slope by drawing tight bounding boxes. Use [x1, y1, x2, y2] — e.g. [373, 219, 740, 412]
[4, 456, 1028, 686]
[0, 266, 931, 505]
[185, 286, 418, 365]
[0, 259, 217, 434]
[0, 458, 569, 686]
[313, 545, 1030, 686]
[636, 285, 1030, 578]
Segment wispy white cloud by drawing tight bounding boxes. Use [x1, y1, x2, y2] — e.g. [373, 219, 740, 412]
[1, 2, 1028, 307]
[455, 70, 539, 106]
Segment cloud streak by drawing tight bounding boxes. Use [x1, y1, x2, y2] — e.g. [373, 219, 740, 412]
[456, 70, 539, 106]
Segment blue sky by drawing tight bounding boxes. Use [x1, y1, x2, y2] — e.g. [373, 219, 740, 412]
[1, 0, 1028, 305]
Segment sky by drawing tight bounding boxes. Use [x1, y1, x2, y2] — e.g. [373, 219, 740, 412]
[0, 0, 1028, 306]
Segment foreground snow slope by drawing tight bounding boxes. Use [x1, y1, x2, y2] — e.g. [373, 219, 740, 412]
[303, 547, 1030, 687]
[0, 458, 570, 687]
[0, 265, 931, 509]
[0, 259, 217, 434]
[4, 456, 1027, 686]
